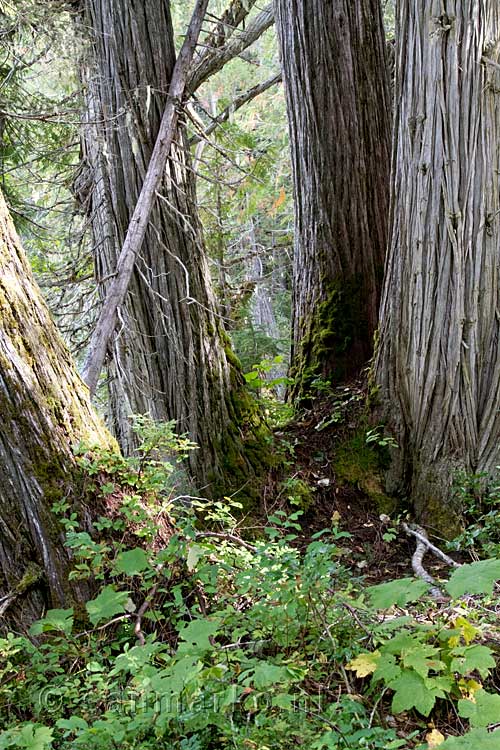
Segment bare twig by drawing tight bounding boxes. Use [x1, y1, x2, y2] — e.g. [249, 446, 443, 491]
[194, 531, 256, 553]
[134, 582, 160, 646]
[188, 4, 274, 93]
[189, 71, 282, 145]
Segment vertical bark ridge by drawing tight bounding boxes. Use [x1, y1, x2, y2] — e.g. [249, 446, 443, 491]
[0, 190, 113, 626]
[375, 1, 500, 528]
[275, 0, 391, 398]
[79, 0, 266, 490]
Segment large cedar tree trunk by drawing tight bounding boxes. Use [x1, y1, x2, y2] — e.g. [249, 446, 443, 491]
[77, 0, 267, 491]
[275, 0, 391, 399]
[375, 2, 500, 530]
[0, 190, 113, 627]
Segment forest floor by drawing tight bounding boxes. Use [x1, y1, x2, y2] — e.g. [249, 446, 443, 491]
[261, 382, 417, 585]
[252, 385, 497, 747]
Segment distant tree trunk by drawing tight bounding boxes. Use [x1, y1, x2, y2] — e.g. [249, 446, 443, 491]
[275, 0, 391, 399]
[0, 190, 113, 628]
[77, 0, 267, 491]
[375, 2, 500, 532]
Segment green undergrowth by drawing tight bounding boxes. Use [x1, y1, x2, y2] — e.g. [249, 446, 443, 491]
[448, 471, 500, 559]
[1, 426, 500, 749]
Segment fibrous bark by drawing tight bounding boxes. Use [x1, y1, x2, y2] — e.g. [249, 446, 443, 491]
[275, 0, 391, 399]
[82, 0, 210, 396]
[375, 1, 500, 530]
[78, 0, 267, 490]
[0, 189, 112, 627]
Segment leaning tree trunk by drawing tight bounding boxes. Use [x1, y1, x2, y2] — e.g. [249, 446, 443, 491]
[375, 1, 500, 532]
[0, 190, 113, 628]
[275, 0, 391, 400]
[76, 0, 267, 491]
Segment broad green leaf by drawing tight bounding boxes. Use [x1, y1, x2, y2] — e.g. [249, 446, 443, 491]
[178, 619, 219, 652]
[437, 728, 500, 749]
[186, 544, 205, 572]
[114, 548, 150, 576]
[446, 559, 500, 598]
[458, 690, 500, 727]
[450, 645, 495, 678]
[367, 578, 429, 608]
[272, 693, 294, 709]
[56, 717, 89, 733]
[29, 609, 74, 636]
[402, 644, 444, 678]
[346, 651, 380, 677]
[390, 670, 448, 716]
[381, 631, 423, 655]
[86, 586, 130, 625]
[150, 657, 203, 695]
[250, 662, 291, 689]
[112, 642, 163, 674]
[16, 725, 53, 750]
[373, 652, 402, 684]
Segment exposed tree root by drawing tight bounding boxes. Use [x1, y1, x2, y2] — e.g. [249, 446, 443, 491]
[402, 522, 461, 601]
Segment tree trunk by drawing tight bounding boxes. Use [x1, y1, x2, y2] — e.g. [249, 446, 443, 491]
[275, 0, 391, 399]
[375, 1, 500, 532]
[0, 190, 113, 628]
[78, 0, 267, 491]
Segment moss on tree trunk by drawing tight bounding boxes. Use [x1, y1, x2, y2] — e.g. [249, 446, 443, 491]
[0, 190, 115, 628]
[275, 0, 391, 401]
[77, 0, 270, 493]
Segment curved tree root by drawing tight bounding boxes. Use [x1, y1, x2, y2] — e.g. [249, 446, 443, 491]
[401, 522, 461, 601]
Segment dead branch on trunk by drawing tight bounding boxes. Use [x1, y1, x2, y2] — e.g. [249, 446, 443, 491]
[189, 71, 282, 145]
[188, 4, 274, 93]
[82, 0, 210, 396]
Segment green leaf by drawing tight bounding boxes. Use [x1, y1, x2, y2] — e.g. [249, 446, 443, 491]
[373, 652, 402, 684]
[186, 544, 205, 572]
[438, 728, 500, 749]
[114, 548, 150, 576]
[29, 609, 73, 636]
[250, 662, 291, 689]
[272, 693, 294, 709]
[390, 670, 448, 716]
[13, 725, 54, 750]
[381, 631, 423, 655]
[86, 586, 130, 625]
[450, 645, 496, 678]
[458, 690, 500, 727]
[446, 559, 500, 598]
[178, 619, 219, 653]
[367, 578, 430, 608]
[402, 644, 444, 678]
[112, 642, 163, 674]
[56, 717, 89, 733]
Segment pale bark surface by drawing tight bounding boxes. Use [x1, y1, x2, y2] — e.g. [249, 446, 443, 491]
[82, 0, 210, 396]
[78, 0, 266, 489]
[0, 190, 112, 626]
[275, 0, 391, 398]
[375, 2, 500, 528]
